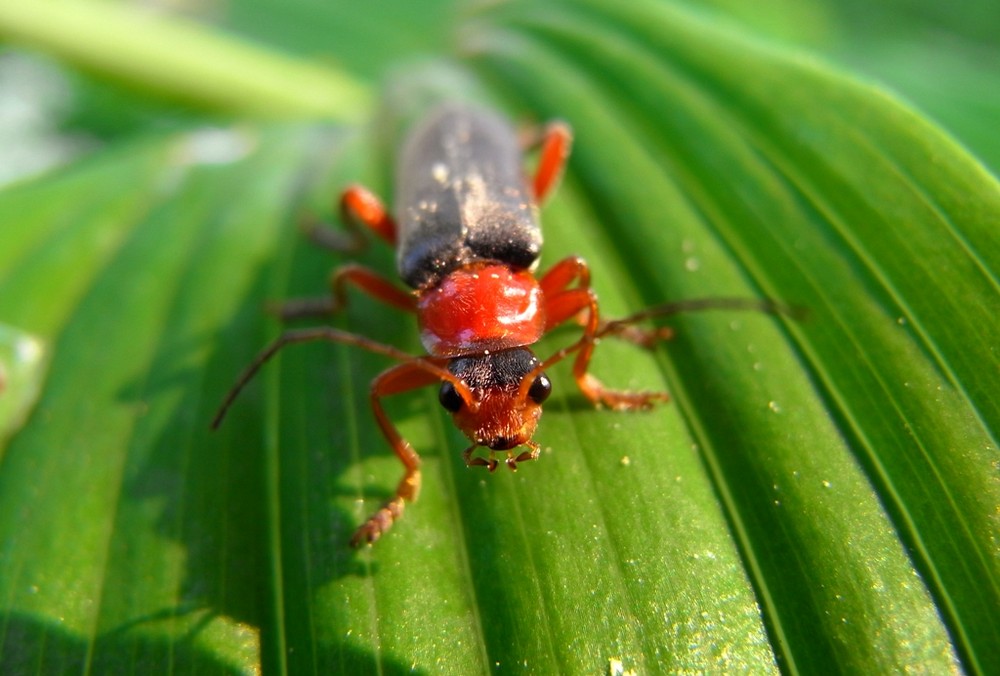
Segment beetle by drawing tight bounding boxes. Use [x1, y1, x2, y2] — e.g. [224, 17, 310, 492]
[213, 103, 782, 546]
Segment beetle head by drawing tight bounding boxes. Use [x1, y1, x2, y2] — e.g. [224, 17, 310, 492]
[438, 347, 551, 470]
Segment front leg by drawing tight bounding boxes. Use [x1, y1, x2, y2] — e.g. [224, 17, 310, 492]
[351, 360, 445, 546]
[539, 257, 669, 410]
[209, 325, 471, 547]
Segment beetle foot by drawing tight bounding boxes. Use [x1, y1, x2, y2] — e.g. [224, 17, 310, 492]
[350, 497, 404, 547]
[505, 442, 541, 471]
[349, 469, 419, 547]
[579, 373, 669, 411]
[597, 388, 670, 411]
[464, 446, 499, 472]
[599, 389, 670, 411]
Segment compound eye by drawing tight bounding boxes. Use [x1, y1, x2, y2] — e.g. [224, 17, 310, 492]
[527, 373, 552, 404]
[439, 381, 465, 412]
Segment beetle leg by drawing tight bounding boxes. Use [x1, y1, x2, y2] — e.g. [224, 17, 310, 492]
[296, 183, 394, 254]
[539, 255, 590, 296]
[351, 361, 446, 547]
[340, 184, 397, 246]
[536, 255, 591, 332]
[210, 330, 475, 545]
[540, 256, 674, 348]
[276, 263, 417, 320]
[531, 121, 573, 204]
[540, 257, 669, 410]
[507, 441, 541, 471]
[569, 298, 670, 410]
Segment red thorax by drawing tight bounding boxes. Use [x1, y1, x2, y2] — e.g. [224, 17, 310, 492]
[416, 263, 545, 357]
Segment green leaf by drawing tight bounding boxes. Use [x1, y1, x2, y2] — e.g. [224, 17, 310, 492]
[1, 1, 996, 674]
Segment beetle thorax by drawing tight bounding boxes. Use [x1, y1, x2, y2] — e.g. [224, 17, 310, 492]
[417, 262, 545, 357]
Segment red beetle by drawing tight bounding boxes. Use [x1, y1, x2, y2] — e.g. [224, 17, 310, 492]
[214, 103, 786, 546]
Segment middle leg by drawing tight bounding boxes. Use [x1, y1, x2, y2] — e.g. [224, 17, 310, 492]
[277, 263, 416, 320]
[539, 257, 669, 410]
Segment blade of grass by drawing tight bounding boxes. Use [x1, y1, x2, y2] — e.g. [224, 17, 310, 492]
[0, 0, 370, 120]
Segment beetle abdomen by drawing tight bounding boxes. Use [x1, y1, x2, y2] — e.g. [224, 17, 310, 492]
[395, 104, 543, 289]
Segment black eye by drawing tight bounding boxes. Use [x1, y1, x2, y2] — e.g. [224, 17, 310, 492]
[439, 381, 464, 412]
[527, 373, 552, 404]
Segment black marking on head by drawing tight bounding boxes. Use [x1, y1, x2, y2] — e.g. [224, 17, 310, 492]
[446, 347, 540, 395]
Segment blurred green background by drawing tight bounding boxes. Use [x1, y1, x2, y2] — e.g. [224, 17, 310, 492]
[3, 0, 999, 183]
